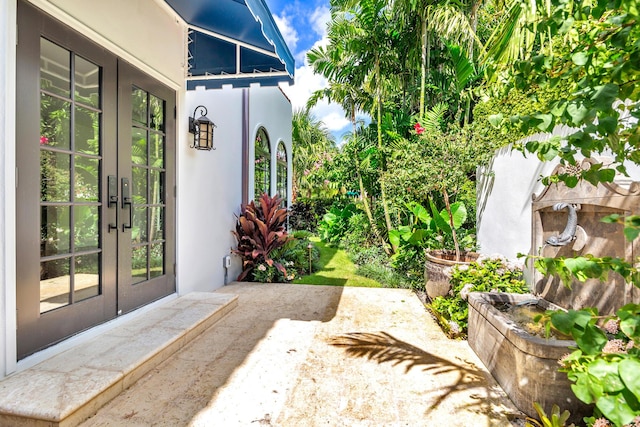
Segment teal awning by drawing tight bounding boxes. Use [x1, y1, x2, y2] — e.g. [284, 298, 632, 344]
[164, 0, 294, 89]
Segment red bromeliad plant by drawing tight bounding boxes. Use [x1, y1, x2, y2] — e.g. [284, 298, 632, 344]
[232, 193, 290, 281]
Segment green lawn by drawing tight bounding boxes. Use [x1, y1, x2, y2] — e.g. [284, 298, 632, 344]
[292, 238, 383, 287]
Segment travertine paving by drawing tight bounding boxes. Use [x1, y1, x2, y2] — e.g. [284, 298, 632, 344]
[81, 283, 522, 426]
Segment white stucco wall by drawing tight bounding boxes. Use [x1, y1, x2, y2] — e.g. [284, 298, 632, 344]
[476, 146, 558, 260]
[178, 85, 293, 293]
[178, 87, 244, 293]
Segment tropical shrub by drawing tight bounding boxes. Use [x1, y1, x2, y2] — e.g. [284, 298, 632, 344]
[292, 229, 314, 239]
[318, 203, 358, 244]
[350, 245, 388, 267]
[341, 212, 375, 254]
[525, 403, 574, 427]
[430, 256, 529, 337]
[391, 245, 426, 291]
[271, 236, 320, 278]
[289, 199, 318, 232]
[231, 193, 290, 281]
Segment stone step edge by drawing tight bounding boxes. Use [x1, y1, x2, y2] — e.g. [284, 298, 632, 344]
[0, 292, 238, 427]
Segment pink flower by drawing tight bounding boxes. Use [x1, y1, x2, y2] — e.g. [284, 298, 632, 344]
[257, 264, 267, 271]
[303, 169, 310, 176]
[603, 319, 619, 335]
[602, 339, 627, 354]
[324, 180, 330, 185]
[414, 123, 425, 135]
[592, 418, 612, 427]
[40, 136, 49, 145]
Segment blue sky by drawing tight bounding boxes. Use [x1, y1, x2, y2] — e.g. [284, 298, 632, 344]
[264, 0, 354, 143]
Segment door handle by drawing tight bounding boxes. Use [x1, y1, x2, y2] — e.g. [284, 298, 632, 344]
[121, 177, 132, 231]
[108, 175, 118, 232]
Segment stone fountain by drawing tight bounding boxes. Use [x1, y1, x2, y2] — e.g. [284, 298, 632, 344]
[468, 158, 640, 422]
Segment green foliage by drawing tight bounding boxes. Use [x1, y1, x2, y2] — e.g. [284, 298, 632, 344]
[292, 230, 314, 239]
[318, 203, 359, 244]
[271, 237, 320, 280]
[525, 403, 574, 427]
[497, 4, 640, 422]
[553, 305, 640, 427]
[490, 0, 640, 187]
[340, 212, 376, 253]
[389, 200, 474, 253]
[390, 245, 426, 291]
[355, 263, 413, 289]
[430, 256, 529, 336]
[471, 79, 574, 152]
[292, 109, 338, 199]
[231, 194, 290, 282]
[289, 200, 319, 232]
[350, 245, 388, 267]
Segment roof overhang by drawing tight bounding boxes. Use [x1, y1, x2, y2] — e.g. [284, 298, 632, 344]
[164, 0, 294, 89]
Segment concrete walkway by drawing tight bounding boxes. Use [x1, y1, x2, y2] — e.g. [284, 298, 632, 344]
[80, 283, 522, 426]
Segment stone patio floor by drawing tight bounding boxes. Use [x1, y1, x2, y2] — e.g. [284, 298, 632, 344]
[80, 282, 524, 426]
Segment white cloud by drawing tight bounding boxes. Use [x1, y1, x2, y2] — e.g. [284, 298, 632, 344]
[273, 13, 299, 53]
[310, 6, 330, 39]
[279, 4, 362, 145]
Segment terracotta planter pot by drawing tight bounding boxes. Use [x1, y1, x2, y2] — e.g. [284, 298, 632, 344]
[424, 250, 479, 300]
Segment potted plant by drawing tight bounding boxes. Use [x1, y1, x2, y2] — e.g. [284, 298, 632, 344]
[423, 199, 479, 300]
[413, 109, 483, 299]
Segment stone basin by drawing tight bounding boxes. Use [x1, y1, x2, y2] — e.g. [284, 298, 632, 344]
[468, 292, 591, 423]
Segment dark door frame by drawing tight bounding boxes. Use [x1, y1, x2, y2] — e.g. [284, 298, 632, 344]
[15, 1, 176, 359]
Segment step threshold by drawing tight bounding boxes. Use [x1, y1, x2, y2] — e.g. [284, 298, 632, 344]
[0, 292, 238, 427]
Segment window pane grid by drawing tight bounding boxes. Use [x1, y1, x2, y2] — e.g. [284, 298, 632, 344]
[130, 87, 166, 284]
[254, 128, 270, 200]
[39, 37, 102, 313]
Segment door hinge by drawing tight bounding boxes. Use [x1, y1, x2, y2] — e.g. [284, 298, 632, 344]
[174, 106, 177, 119]
[174, 185, 177, 198]
[173, 263, 176, 275]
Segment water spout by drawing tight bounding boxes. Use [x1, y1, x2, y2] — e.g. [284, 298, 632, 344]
[545, 203, 579, 246]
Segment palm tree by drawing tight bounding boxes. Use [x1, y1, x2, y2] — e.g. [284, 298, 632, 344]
[291, 109, 335, 199]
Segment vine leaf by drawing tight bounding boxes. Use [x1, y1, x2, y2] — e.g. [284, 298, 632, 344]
[619, 359, 640, 401]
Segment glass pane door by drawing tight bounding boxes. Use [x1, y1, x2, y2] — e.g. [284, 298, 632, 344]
[117, 62, 175, 314]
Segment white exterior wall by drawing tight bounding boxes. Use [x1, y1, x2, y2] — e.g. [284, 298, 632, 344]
[476, 146, 558, 260]
[178, 87, 244, 293]
[179, 85, 293, 292]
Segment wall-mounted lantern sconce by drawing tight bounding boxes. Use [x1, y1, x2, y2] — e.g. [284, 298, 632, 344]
[189, 105, 217, 150]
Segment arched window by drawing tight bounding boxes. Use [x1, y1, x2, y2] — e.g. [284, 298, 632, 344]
[254, 127, 270, 200]
[276, 142, 288, 207]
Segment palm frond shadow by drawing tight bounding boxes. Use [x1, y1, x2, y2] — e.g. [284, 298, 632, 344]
[328, 332, 507, 418]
